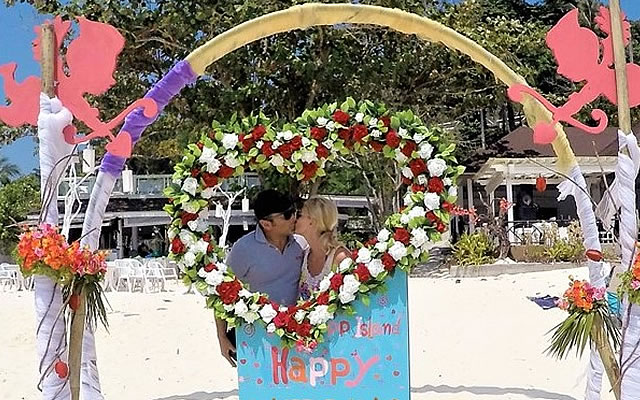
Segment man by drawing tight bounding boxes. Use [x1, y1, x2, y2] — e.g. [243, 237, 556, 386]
[215, 189, 305, 366]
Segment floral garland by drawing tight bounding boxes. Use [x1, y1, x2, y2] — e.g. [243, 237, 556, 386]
[164, 98, 463, 347]
[618, 246, 640, 305]
[17, 224, 108, 327]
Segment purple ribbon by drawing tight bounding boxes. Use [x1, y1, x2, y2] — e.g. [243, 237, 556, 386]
[100, 60, 197, 175]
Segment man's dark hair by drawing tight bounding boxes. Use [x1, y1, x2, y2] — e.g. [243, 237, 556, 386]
[252, 189, 294, 221]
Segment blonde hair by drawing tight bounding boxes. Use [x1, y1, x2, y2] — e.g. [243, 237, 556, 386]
[302, 196, 342, 255]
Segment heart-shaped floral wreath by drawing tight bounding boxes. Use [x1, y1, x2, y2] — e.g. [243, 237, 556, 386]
[165, 98, 463, 348]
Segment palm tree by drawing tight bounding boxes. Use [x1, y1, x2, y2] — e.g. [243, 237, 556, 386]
[0, 155, 19, 185]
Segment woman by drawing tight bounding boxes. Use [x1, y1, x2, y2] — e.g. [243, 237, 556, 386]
[295, 196, 350, 300]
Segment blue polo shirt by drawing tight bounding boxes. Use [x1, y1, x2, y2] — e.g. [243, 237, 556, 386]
[226, 227, 305, 306]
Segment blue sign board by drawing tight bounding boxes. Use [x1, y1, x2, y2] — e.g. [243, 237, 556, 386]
[237, 271, 410, 400]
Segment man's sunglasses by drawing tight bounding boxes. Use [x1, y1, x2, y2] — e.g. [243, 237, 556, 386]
[265, 206, 296, 221]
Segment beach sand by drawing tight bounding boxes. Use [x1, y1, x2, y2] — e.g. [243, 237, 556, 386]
[0, 267, 616, 399]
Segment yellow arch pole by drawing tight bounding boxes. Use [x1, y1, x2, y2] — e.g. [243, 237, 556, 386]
[186, 3, 576, 172]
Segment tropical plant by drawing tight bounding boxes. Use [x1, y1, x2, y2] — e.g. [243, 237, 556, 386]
[0, 155, 19, 185]
[453, 231, 498, 266]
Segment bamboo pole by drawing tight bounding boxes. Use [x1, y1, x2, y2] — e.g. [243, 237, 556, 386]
[40, 23, 56, 98]
[69, 289, 86, 400]
[609, 0, 632, 135]
[592, 313, 621, 399]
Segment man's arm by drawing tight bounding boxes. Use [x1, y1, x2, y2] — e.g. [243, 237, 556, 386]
[215, 317, 236, 367]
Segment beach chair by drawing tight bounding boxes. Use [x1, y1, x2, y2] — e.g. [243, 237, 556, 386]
[145, 260, 165, 292]
[0, 264, 17, 291]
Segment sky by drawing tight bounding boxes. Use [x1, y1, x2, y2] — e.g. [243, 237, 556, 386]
[1, 1, 640, 175]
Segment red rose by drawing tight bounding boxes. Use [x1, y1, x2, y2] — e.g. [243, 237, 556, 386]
[180, 212, 198, 226]
[202, 172, 218, 188]
[207, 242, 215, 253]
[426, 211, 439, 224]
[191, 168, 200, 177]
[310, 127, 327, 141]
[197, 142, 204, 150]
[204, 263, 217, 272]
[411, 184, 425, 193]
[286, 317, 299, 333]
[338, 128, 352, 143]
[242, 136, 255, 152]
[296, 321, 312, 337]
[290, 136, 303, 150]
[316, 144, 330, 159]
[386, 130, 400, 148]
[394, 228, 410, 245]
[252, 125, 266, 139]
[278, 143, 294, 159]
[381, 253, 396, 271]
[330, 273, 344, 291]
[258, 296, 270, 305]
[352, 124, 368, 143]
[365, 237, 378, 247]
[381, 116, 391, 127]
[409, 159, 427, 176]
[171, 237, 185, 254]
[262, 141, 275, 157]
[354, 263, 371, 282]
[428, 177, 444, 194]
[218, 279, 242, 304]
[351, 249, 359, 260]
[203, 232, 211, 242]
[302, 162, 318, 181]
[437, 222, 446, 232]
[402, 177, 413, 186]
[401, 141, 417, 157]
[332, 110, 350, 125]
[442, 201, 454, 213]
[316, 292, 330, 305]
[218, 165, 235, 178]
[274, 311, 291, 328]
[370, 141, 384, 152]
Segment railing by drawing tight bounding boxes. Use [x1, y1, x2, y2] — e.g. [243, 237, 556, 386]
[501, 219, 616, 245]
[58, 173, 261, 199]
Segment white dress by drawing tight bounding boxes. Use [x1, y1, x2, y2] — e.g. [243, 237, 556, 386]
[299, 247, 338, 300]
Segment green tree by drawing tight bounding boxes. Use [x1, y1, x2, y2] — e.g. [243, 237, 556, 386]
[0, 174, 40, 254]
[0, 155, 19, 185]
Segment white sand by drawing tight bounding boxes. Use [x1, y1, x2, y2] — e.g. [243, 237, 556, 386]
[0, 267, 616, 400]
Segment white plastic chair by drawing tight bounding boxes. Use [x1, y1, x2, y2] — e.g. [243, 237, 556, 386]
[0, 264, 17, 291]
[145, 260, 165, 292]
[114, 260, 134, 292]
[127, 259, 147, 293]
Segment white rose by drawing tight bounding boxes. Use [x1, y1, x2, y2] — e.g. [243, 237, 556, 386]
[181, 177, 198, 196]
[400, 214, 411, 224]
[202, 187, 215, 199]
[272, 140, 282, 148]
[172, 177, 183, 186]
[317, 117, 328, 126]
[410, 227, 429, 249]
[205, 270, 224, 287]
[239, 289, 252, 298]
[223, 303, 235, 312]
[413, 133, 425, 143]
[319, 275, 331, 292]
[417, 175, 429, 185]
[168, 227, 178, 241]
[302, 137, 311, 147]
[278, 130, 294, 141]
[355, 112, 364, 123]
[356, 248, 372, 264]
[242, 312, 259, 324]
[389, 242, 407, 261]
[255, 140, 264, 148]
[403, 192, 414, 207]
[300, 149, 317, 163]
[375, 241, 388, 252]
[339, 290, 357, 304]
[367, 259, 385, 278]
[398, 127, 410, 138]
[224, 154, 241, 168]
[234, 300, 248, 316]
[342, 275, 360, 293]
[427, 158, 447, 177]
[270, 154, 285, 167]
[222, 133, 239, 150]
[199, 147, 219, 172]
[309, 305, 332, 325]
[338, 258, 353, 272]
[408, 206, 426, 220]
[266, 323, 276, 333]
[418, 142, 434, 160]
[368, 117, 378, 127]
[424, 192, 441, 211]
[194, 239, 209, 254]
[449, 186, 458, 197]
[443, 177, 452, 186]
[259, 304, 277, 324]
[401, 167, 413, 179]
[184, 252, 196, 267]
[179, 230, 197, 247]
[370, 129, 382, 138]
[322, 139, 334, 149]
[294, 309, 307, 323]
[377, 228, 391, 242]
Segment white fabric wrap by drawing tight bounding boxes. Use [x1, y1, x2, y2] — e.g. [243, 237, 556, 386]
[622, 300, 640, 399]
[557, 165, 607, 400]
[36, 94, 104, 399]
[617, 130, 640, 400]
[79, 171, 117, 250]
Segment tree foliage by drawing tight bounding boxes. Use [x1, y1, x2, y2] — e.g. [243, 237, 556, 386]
[0, 174, 40, 254]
